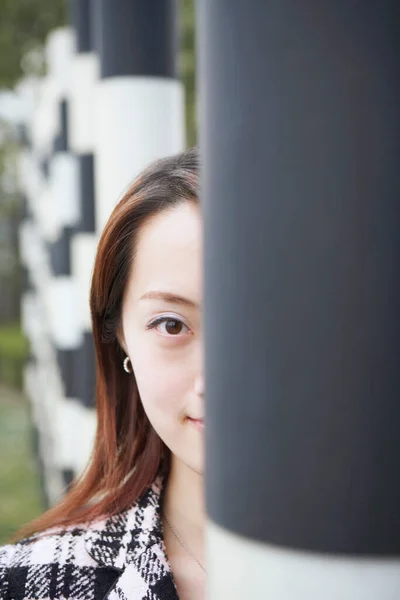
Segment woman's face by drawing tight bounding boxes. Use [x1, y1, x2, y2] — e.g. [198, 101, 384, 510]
[121, 201, 204, 474]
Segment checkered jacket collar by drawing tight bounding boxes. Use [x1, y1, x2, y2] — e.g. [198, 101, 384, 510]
[84, 475, 179, 600]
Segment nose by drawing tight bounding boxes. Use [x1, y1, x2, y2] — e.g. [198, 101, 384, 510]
[194, 372, 204, 397]
[194, 337, 205, 398]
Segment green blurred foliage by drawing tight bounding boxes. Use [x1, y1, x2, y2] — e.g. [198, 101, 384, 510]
[0, 389, 42, 544]
[0, 322, 28, 359]
[0, 120, 20, 208]
[0, 0, 67, 86]
[0, 323, 29, 388]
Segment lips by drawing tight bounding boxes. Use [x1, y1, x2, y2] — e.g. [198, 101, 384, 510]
[187, 417, 205, 431]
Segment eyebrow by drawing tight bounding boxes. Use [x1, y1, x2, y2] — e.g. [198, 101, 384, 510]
[139, 291, 199, 309]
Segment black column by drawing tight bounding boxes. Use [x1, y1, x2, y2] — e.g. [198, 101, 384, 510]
[199, 0, 400, 557]
[93, 0, 177, 79]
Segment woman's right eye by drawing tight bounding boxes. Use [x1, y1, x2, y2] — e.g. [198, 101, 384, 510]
[147, 317, 190, 337]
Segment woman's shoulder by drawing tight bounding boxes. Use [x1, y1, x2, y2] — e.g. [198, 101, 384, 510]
[0, 523, 91, 562]
[0, 476, 168, 599]
[0, 524, 100, 600]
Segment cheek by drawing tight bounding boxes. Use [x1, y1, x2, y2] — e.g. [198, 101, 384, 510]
[127, 333, 189, 419]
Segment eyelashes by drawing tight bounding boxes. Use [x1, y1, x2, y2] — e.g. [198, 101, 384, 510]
[146, 316, 191, 337]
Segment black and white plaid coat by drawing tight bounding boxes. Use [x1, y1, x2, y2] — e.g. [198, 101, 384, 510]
[0, 476, 180, 600]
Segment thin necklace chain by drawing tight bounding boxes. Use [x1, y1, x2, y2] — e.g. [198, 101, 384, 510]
[163, 512, 207, 574]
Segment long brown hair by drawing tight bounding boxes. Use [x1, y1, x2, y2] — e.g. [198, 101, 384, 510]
[17, 147, 200, 539]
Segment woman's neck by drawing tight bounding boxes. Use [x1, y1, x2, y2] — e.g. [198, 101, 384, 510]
[162, 456, 205, 565]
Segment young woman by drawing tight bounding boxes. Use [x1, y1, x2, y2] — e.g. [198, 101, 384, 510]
[0, 147, 205, 600]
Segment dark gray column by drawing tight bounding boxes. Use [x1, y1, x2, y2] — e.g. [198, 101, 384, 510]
[94, 0, 177, 79]
[68, 0, 91, 53]
[198, 1, 400, 596]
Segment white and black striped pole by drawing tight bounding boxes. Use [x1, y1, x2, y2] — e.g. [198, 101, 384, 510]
[198, 1, 400, 598]
[67, 0, 98, 476]
[92, 0, 185, 232]
[17, 73, 66, 505]
[45, 27, 83, 490]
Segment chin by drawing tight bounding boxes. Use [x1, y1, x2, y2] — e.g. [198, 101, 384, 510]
[172, 452, 204, 476]
[188, 453, 205, 476]
[191, 463, 204, 476]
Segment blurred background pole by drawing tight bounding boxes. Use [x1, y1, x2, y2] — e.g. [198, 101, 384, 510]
[16, 77, 58, 506]
[198, 1, 400, 598]
[67, 0, 98, 478]
[92, 0, 185, 231]
[19, 62, 68, 504]
[45, 27, 83, 491]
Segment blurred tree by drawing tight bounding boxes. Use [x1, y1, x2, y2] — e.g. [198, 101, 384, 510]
[0, 0, 67, 86]
[0, 120, 22, 325]
[181, 0, 197, 146]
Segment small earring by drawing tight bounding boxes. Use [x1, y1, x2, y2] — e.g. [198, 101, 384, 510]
[123, 356, 132, 373]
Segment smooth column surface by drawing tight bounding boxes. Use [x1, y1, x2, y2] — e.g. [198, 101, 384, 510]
[197, 0, 400, 597]
[207, 521, 400, 599]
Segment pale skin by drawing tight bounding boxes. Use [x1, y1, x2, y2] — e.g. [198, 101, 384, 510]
[120, 201, 205, 600]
